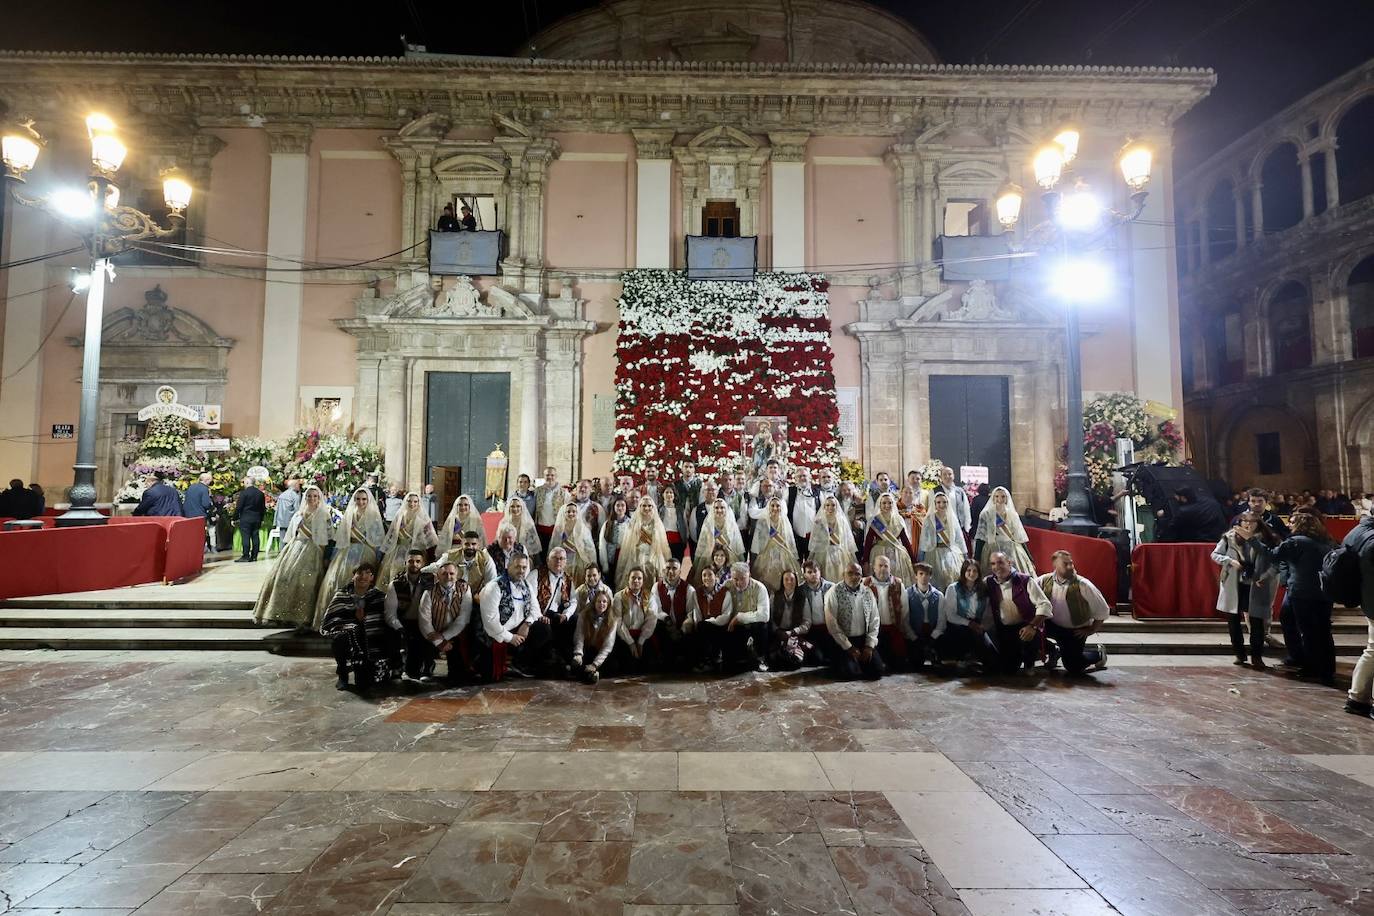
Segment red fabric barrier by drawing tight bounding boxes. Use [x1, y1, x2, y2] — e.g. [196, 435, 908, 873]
[1324, 517, 1358, 542]
[1024, 527, 1118, 605]
[0, 522, 164, 599]
[163, 517, 206, 581]
[1127, 542, 1289, 619]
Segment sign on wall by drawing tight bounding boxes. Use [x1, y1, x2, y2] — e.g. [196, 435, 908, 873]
[51, 424, 74, 440]
[592, 394, 616, 453]
[835, 387, 859, 457]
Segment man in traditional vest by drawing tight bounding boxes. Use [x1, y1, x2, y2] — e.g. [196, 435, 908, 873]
[863, 554, 908, 671]
[655, 556, 695, 669]
[384, 549, 435, 680]
[570, 478, 603, 535]
[487, 525, 519, 575]
[788, 466, 821, 559]
[476, 551, 554, 680]
[528, 546, 577, 671]
[673, 460, 704, 513]
[533, 466, 568, 561]
[790, 560, 834, 666]
[824, 561, 884, 680]
[904, 562, 944, 669]
[417, 562, 477, 683]
[722, 561, 772, 673]
[688, 478, 720, 559]
[427, 530, 497, 597]
[984, 550, 1052, 675]
[1038, 550, 1110, 675]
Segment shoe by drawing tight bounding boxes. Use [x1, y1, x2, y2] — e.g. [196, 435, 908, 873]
[756, 659, 770, 672]
[335, 676, 349, 690]
[1344, 699, 1373, 716]
[1233, 658, 1248, 666]
[1251, 655, 1268, 670]
[506, 663, 533, 679]
[234, 557, 251, 563]
[1045, 644, 1061, 670]
[1090, 644, 1108, 672]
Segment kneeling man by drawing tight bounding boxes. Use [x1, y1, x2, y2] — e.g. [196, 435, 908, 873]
[1039, 549, 1110, 675]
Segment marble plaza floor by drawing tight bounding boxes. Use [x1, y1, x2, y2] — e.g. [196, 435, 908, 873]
[2, 650, 1374, 915]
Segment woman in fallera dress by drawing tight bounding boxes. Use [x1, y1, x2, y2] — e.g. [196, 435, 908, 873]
[974, 486, 1036, 575]
[863, 492, 918, 584]
[501, 495, 544, 563]
[552, 502, 599, 586]
[809, 495, 859, 584]
[254, 484, 331, 628]
[437, 493, 486, 554]
[694, 498, 747, 586]
[751, 495, 801, 591]
[919, 491, 966, 590]
[313, 487, 386, 630]
[599, 496, 631, 579]
[615, 496, 671, 590]
[379, 490, 439, 584]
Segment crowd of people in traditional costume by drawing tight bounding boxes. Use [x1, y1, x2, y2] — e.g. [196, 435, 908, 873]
[249, 455, 1126, 692]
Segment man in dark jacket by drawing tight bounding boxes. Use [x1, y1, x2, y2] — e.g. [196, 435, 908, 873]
[182, 472, 214, 550]
[133, 473, 183, 517]
[320, 563, 395, 690]
[234, 477, 266, 562]
[1160, 487, 1227, 543]
[1344, 513, 1374, 719]
[0, 479, 41, 519]
[1232, 488, 1290, 539]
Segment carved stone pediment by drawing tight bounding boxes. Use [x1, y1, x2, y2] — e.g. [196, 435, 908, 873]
[360, 272, 537, 320]
[77, 285, 235, 348]
[397, 112, 452, 139]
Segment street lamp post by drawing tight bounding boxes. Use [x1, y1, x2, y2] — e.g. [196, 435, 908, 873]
[995, 131, 1154, 539]
[2, 113, 193, 527]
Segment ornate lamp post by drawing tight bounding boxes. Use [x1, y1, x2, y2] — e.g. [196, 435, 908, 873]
[2, 113, 193, 527]
[994, 130, 1153, 538]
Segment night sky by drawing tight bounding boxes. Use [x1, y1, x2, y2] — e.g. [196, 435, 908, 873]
[2, 0, 1370, 172]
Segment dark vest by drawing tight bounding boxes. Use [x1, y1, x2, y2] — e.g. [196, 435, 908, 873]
[985, 572, 1037, 625]
[657, 580, 690, 627]
[390, 571, 435, 622]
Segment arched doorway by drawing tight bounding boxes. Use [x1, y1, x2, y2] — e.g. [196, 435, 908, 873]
[1260, 143, 1304, 232]
[1205, 178, 1238, 262]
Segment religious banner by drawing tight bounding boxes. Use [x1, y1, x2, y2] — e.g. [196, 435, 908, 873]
[613, 270, 840, 476]
[741, 416, 789, 478]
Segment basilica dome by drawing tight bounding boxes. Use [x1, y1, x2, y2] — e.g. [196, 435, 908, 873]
[518, 0, 940, 65]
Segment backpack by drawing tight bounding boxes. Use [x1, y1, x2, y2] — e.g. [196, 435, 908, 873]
[1320, 527, 1374, 606]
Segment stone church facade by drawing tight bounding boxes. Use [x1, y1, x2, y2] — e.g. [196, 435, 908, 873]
[0, 0, 1212, 509]
[1177, 58, 1374, 494]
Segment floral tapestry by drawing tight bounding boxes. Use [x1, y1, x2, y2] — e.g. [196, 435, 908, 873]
[614, 270, 841, 476]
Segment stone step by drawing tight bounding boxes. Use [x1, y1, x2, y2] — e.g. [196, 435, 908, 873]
[0, 597, 256, 611]
[0, 626, 329, 654]
[1102, 617, 1368, 634]
[0, 608, 261, 629]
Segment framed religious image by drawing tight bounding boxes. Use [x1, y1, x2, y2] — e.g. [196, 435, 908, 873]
[741, 416, 788, 479]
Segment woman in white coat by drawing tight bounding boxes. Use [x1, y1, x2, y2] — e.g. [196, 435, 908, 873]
[1211, 511, 1280, 668]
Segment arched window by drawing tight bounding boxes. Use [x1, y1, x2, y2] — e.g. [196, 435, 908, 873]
[1205, 179, 1238, 262]
[1260, 143, 1304, 232]
[1269, 281, 1312, 373]
[1211, 302, 1245, 385]
[1336, 96, 1374, 206]
[1350, 255, 1374, 359]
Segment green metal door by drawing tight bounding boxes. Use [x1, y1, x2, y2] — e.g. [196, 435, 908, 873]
[424, 372, 511, 510]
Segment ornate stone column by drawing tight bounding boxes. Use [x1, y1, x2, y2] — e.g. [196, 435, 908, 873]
[884, 142, 919, 293]
[519, 139, 560, 295]
[258, 123, 313, 437]
[519, 355, 542, 477]
[542, 328, 585, 478]
[1233, 194, 1247, 251]
[1299, 152, 1315, 220]
[355, 356, 382, 444]
[768, 132, 808, 271]
[379, 357, 408, 482]
[1324, 143, 1341, 209]
[1250, 182, 1265, 239]
[632, 129, 675, 269]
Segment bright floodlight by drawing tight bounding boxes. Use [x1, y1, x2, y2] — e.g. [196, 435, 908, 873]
[51, 186, 96, 220]
[1120, 144, 1153, 192]
[1033, 146, 1064, 190]
[1, 120, 42, 176]
[1051, 257, 1112, 303]
[1058, 188, 1102, 231]
[85, 113, 116, 138]
[162, 171, 192, 212]
[70, 269, 91, 292]
[994, 182, 1023, 228]
[1053, 129, 1080, 164]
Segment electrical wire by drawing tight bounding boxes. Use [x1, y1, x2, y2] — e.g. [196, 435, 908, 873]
[0, 289, 77, 385]
[0, 245, 86, 272]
